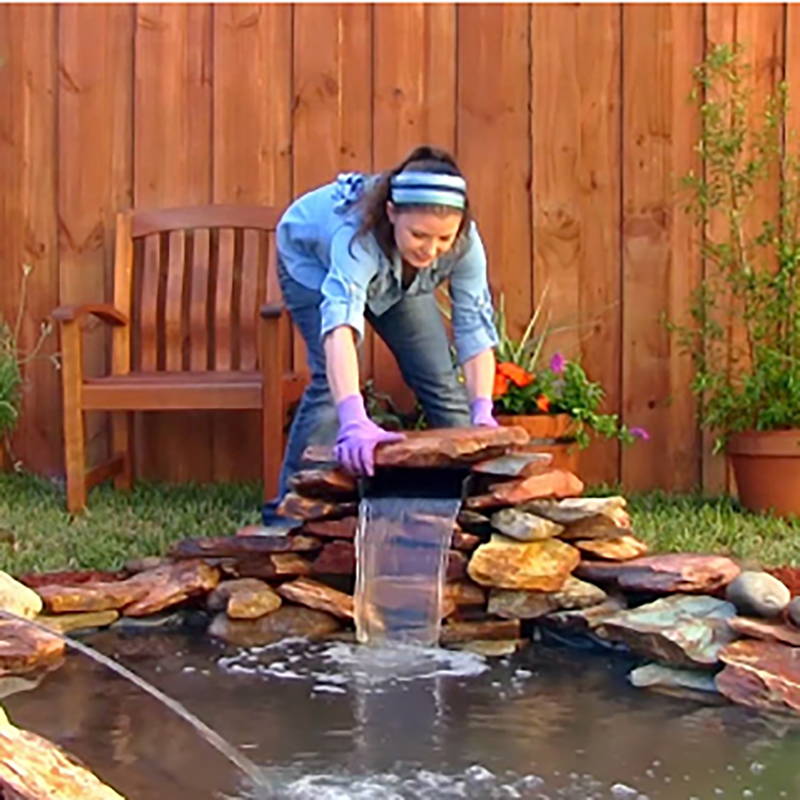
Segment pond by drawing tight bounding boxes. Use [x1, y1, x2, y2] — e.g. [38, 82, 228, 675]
[3, 628, 799, 799]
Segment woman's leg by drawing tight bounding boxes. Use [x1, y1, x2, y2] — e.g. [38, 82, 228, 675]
[366, 292, 470, 428]
[260, 266, 338, 525]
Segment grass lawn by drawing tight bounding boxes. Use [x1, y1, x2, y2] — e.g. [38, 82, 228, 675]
[1, 471, 800, 576]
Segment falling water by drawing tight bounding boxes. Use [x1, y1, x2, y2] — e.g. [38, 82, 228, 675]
[354, 468, 465, 647]
[0, 609, 270, 793]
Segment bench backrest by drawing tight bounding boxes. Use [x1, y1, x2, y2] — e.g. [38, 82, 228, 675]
[111, 205, 283, 374]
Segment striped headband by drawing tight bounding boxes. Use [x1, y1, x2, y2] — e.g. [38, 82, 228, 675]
[390, 171, 467, 210]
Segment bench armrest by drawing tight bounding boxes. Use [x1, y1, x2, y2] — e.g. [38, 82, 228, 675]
[52, 303, 128, 327]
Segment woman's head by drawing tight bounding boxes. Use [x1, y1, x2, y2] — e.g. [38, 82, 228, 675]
[355, 145, 472, 267]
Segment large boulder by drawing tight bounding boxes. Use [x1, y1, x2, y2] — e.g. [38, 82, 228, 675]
[467, 535, 580, 591]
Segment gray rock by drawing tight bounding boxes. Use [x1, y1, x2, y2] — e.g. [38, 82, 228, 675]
[489, 508, 564, 541]
[629, 662, 719, 693]
[725, 570, 790, 618]
[788, 597, 800, 628]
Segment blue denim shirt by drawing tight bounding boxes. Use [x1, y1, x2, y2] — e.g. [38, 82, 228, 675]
[275, 172, 499, 364]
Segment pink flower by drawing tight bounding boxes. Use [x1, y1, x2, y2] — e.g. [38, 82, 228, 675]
[549, 352, 566, 374]
[630, 426, 650, 441]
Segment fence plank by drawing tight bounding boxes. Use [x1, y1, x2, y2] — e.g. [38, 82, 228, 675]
[134, 3, 213, 483]
[531, 4, 621, 486]
[0, 6, 60, 475]
[292, 3, 374, 392]
[620, 4, 704, 491]
[58, 4, 134, 471]
[372, 3, 457, 413]
[704, 3, 785, 495]
[458, 3, 532, 417]
[213, 3, 292, 483]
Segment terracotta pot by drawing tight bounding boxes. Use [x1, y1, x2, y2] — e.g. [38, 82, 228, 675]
[727, 429, 800, 517]
[496, 413, 580, 473]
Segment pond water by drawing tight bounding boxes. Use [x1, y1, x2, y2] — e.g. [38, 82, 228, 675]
[3, 628, 800, 800]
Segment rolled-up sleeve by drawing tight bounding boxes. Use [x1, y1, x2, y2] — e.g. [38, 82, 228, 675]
[449, 224, 499, 364]
[319, 225, 380, 344]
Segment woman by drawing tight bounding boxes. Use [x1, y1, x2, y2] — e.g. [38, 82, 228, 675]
[261, 145, 499, 527]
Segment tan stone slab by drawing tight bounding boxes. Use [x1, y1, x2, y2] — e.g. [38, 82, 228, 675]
[0, 721, 126, 798]
[278, 493, 358, 521]
[220, 553, 313, 580]
[573, 535, 648, 561]
[227, 583, 282, 620]
[470, 452, 553, 478]
[36, 610, 119, 635]
[299, 517, 358, 540]
[464, 469, 584, 509]
[276, 577, 354, 619]
[488, 576, 607, 620]
[288, 467, 358, 499]
[444, 581, 487, 608]
[728, 616, 800, 647]
[440, 618, 521, 644]
[208, 606, 341, 647]
[0, 620, 64, 677]
[303, 426, 530, 468]
[122, 560, 220, 617]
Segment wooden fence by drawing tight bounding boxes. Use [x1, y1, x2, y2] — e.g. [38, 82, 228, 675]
[1, 3, 797, 493]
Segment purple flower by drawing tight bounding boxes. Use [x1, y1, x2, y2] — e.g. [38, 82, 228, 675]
[630, 426, 650, 441]
[549, 352, 566, 374]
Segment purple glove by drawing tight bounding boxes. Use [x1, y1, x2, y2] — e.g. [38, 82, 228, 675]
[470, 397, 499, 428]
[334, 394, 406, 476]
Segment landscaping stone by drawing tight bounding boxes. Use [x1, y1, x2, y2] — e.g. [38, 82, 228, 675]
[278, 493, 358, 521]
[439, 618, 522, 644]
[519, 496, 629, 527]
[727, 616, 800, 646]
[543, 595, 628, 633]
[222, 553, 313, 580]
[169, 534, 320, 559]
[628, 663, 720, 695]
[456, 509, 493, 536]
[207, 579, 272, 611]
[0, 674, 42, 700]
[208, 605, 341, 647]
[443, 580, 487, 609]
[575, 554, 741, 594]
[16, 570, 124, 589]
[288, 467, 358, 499]
[717, 639, 800, 713]
[311, 541, 356, 575]
[595, 594, 738, 668]
[488, 576, 607, 620]
[451, 528, 481, 551]
[789, 597, 800, 628]
[446, 551, 468, 581]
[276, 577, 354, 619]
[227, 584, 282, 620]
[123, 556, 168, 575]
[303, 425, 530, 468]
[467, 535, 580, 591]
[0, 717, 126, 799]
[725, 570, 791, 618]
[0, 570, 43, 619]
[299, 517, 357, 539]
[572, 535, 648, 561]
[489, 507, 564, 541]
[766, 566, 800, 597]
[449, 639, 524, 657]
[470, 451, 553, 478]
[465, 469, 584, 509]
[37, 610, 119, 635]
[37, 560, 219, 616]
[0, 620, 64, 677]
[558, 517, 631, 541]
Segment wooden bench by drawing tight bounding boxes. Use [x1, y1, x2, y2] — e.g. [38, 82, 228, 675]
[53, 205, 307, 513]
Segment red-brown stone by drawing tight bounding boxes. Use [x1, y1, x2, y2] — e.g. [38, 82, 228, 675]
[299, 517, 358, 540]
[717, 639, 800, 713]
[169, 534, 321, 559]
[464, 469, 584, 509]
[288, 467, 358, 499]
[16, 570, 125, 589]
[727, 616, 800, 646]
[303, 426, 530, 469]
[767, 566, 800, 597]
[0, 620, 65, 677]
[311, 541, 356, 575]
[440, 618, 521, 644]
[278, 493, 358, 521]
[575, 554, 741, 594]
[276, 577, 354, 619]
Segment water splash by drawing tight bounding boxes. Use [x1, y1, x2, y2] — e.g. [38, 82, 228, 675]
[0, 609, 270, 793]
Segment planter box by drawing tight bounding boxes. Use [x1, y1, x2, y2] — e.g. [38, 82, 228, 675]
[728, 429, 800, 517]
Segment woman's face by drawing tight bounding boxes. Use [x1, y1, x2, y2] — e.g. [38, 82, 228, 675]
[386, 203, 463, 269]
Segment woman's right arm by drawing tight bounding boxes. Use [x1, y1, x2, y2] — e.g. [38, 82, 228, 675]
[324, 325, 361, 403]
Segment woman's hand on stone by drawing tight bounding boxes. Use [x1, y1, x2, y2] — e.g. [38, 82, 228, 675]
[334, 394, 405, 476]
[469, 397, 499, 428]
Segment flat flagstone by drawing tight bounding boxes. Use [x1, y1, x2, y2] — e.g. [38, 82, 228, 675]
[727, 616, 800, 646]
[470, 451, 553, 478]
[543, 595, 628, 633]
[288, 467, 358, 499]
[518, 496, 629, 527]
[311, 541, 356, 575]
[572, 535, 648, 561]
[439, 618, 522, 644]
[303, 425, 530, 468]
[0, 571, 43, 619]
[0, 620, 65, 677]
[222, 553, 313, 580]
[575, 553, 741, 594]
[299, 517, 357, 539]
[36, 610, 119, 635]
[208, 605, 341, 647]
[717, 639, 800, 713]
[595, 594, 738, 668]
[467, 535, 580, 591]
[277, 493, 358, 521]
[276, 577, 354, 619]
[489, 507, 564, 541]
[465, 470, 584, 510]
[488, 576, 608, 620]
[169, 534, 321, 559]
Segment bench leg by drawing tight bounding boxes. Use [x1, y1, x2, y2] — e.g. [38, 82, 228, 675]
[111, 411, 134, 491]
[62, 364, 87, 514]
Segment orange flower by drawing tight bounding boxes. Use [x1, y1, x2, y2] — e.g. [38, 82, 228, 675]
[493, 372, 510, 398]
[497, 361, 534, 388]
[536, 394, 550, 412]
